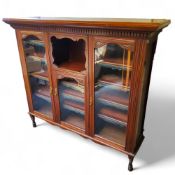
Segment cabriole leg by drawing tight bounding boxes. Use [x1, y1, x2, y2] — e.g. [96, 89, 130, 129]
[128, 155, 134, 171]
[30, 114, 37, 127]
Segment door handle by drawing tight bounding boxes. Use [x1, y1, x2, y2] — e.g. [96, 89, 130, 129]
[54, 87, 57, 96]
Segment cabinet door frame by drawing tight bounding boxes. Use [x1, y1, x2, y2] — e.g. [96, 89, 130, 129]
[125, 39, 148, 154]
[52, 69, 89, 135]
[89, 36, 136, 149]
[15, 30, 56, 121]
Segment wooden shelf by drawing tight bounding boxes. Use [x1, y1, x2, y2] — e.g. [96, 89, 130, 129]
[30, 71, 48, 80]
[56, 60, 85, 72]
[30, 40, 44, 45]
[63, 100, 84, 115]
[61, 81, 84, 93]
[63, 89, 84, 99]
[98, 80, 130, 91]
[99, 108, 128, 124]
[34, 105, 52, 117]
[96, 57, 132, 70]
[99, 74, 131, 86]
[99, 93, 129, 107]
[62, 114, 85, 130]
[100, 74, 122, 84]
[26, 40, 45, 47]
[34, 94, 51, 103]
[97, 124, 126, 146]
[35, 86, 50, 99]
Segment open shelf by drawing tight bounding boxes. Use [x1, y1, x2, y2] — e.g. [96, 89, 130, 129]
[57, 60, 85, 72]
[50, 36, 86, 72]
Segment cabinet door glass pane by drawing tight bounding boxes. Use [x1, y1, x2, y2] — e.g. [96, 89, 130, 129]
[94, 43, 133, 146]
[58, 78, 85, 130]
[22, 34, 53, 118]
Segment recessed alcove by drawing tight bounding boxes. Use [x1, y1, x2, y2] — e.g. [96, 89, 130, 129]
[50, 36, 86, 72]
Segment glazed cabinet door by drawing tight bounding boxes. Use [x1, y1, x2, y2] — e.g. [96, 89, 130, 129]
[90, 37, 135, 148]
[52, 72, 88, 134]
[16, 31, 55, 120]
[48, 33, 89, 134]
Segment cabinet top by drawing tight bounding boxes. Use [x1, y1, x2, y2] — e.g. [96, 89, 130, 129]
[3, 17, 170, 32]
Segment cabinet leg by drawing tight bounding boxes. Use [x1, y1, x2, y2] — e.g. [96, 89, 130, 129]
[30, 115, 37, 127]
[128, 155, 134, 171]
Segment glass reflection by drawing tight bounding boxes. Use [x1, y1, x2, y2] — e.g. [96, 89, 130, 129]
[94, 43, 133, 145]
[22, 34, 53, 118]
[58, 78, 85, 130]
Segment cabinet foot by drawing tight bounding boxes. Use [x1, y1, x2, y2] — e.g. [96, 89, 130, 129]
[128, 155, 134, 171]
[30, 115, 37, 127]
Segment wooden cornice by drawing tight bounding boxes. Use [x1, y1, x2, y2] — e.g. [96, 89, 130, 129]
[3, 17, 170, 39]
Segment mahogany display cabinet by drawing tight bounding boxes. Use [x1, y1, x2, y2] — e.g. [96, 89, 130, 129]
[3, 17, 170, 171]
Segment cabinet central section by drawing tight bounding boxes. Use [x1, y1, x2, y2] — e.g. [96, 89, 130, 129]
[50, 35, 87, 72]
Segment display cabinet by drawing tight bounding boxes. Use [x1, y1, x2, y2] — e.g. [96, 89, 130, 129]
[3, 17, 170, 171]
